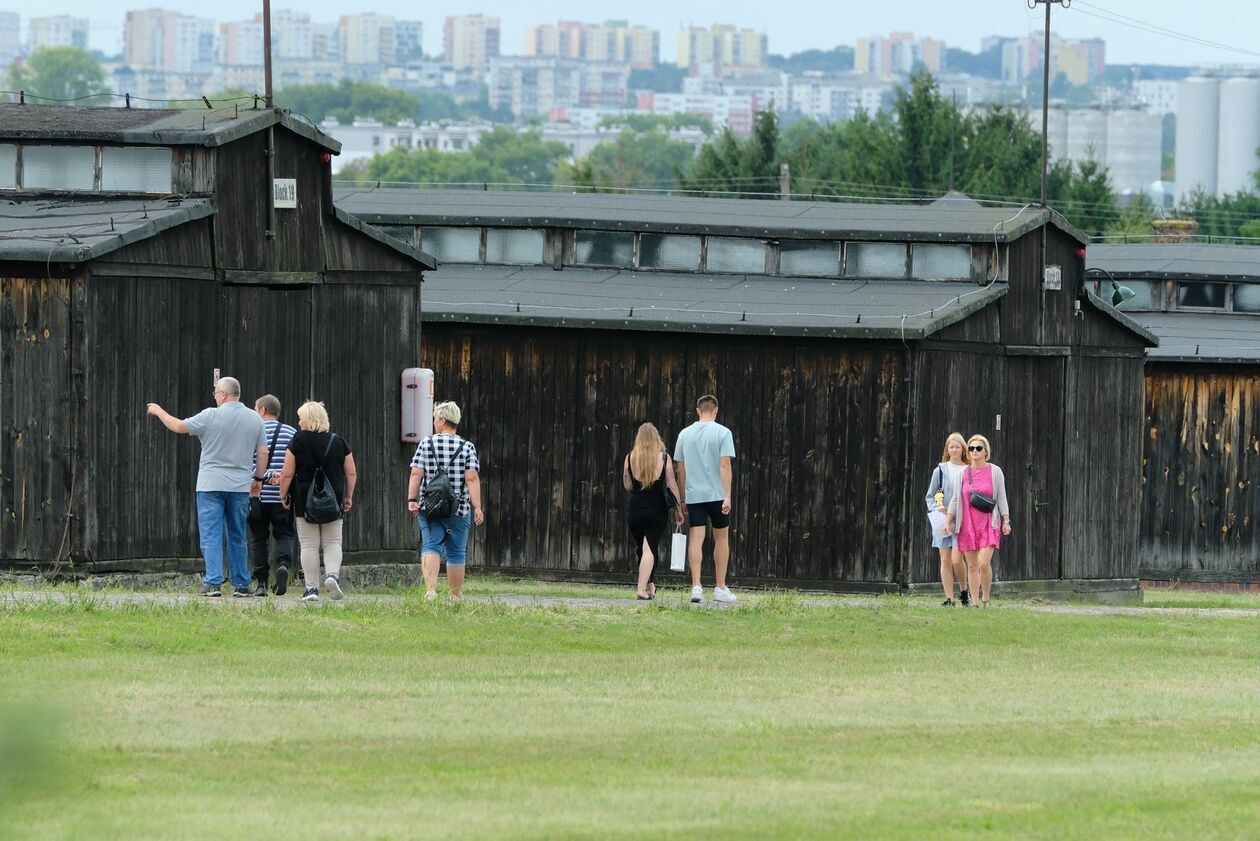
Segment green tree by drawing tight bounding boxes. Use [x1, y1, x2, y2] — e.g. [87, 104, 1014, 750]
[1103, 193, 1158, 239]
[277, 80, 419, 124]
[556, 130, 696, 191]
[7, 47, 106, 103]
[678, 108, 781, 197]
[351, 127, 570, 187]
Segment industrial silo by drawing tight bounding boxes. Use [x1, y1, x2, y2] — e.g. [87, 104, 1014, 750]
[1216, 77, 1260, 195]
[1046, 106, 1070, 162]
[1175, 76, 1220, 200]
[1106, 110, 1163, 195]
[1066, 108, 1108, 164]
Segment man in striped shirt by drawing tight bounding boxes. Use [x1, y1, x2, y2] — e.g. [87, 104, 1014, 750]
[249, 394, 297, 596]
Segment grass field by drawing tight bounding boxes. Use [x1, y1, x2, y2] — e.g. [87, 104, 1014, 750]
[2, 584, 1260, 839]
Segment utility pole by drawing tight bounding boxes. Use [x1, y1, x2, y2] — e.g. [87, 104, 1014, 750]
[262, 0, 274, 108]
[1030, 0, 1070, 207]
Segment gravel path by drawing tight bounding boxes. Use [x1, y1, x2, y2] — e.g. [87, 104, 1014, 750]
[2, 588, 1258, 616]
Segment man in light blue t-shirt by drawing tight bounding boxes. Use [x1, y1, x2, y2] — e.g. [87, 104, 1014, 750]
[148, 377, 268, 597]
[673, 394, 737, 605]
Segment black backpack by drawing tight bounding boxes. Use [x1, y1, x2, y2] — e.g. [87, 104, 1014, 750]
[304, 434, 342, 524]
[421, 438, 468, 521]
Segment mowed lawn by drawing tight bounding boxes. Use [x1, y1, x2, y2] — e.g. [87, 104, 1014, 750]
[2, 589, 1260, 839]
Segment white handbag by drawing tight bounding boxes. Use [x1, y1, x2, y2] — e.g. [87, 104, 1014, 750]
[669, 529, 687, 572]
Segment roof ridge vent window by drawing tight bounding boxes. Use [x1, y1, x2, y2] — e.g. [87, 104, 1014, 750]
[706, 236, 767, 274]
[101, 146, 173, 194]
[486, 228, 545, 265]
[780, 240, 839, 277]
[575, 231, 634, 267]
[421, 226, 481, 263]
[911, 244, 972, 279]
[640, 233, 700, 272]
[0, 144, 15, 190]
[23, 145, 95, 191]
[1234, 284, 1260, 314]
[846, 242, 907, 278]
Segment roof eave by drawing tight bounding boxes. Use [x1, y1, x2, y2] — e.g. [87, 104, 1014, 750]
[1082, 288, 1160, 346]
[333, 207, 436, 270]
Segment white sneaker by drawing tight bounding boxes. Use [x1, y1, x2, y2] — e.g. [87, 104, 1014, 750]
[324, 575, 344, 601]
[690, 586, 703, 604]
[713, 587, 738, 604]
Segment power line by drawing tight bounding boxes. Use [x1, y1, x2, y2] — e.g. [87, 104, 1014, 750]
[1070, 0, 1260, 60]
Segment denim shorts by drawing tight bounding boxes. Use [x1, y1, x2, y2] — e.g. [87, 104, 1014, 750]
[418, 512, 473, 565]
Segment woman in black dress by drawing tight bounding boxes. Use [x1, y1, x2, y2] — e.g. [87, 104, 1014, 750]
[622, 423, 683, 600]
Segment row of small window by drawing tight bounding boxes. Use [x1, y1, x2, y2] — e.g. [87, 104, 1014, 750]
[410, 225, 976, 280]
[1114, 279, 1260, 314]
[0, 144, 174, 193]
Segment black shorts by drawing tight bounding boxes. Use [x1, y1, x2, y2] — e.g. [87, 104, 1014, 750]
[687, 500, 730, 529]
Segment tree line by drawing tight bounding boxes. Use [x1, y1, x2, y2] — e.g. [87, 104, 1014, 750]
[6, 49, 1259, 240]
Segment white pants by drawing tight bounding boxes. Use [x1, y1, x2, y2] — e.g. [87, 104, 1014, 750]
[296, 518, 343, 588]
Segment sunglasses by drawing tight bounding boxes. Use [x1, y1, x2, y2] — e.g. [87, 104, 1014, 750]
[968, 445, 986, 452]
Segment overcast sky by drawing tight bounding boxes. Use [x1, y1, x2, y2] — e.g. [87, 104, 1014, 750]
[5, 0, 1257, 68]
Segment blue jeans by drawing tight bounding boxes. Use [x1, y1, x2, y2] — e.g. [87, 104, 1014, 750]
[418, 513, 473, 565]
[197, 491, 251, 588]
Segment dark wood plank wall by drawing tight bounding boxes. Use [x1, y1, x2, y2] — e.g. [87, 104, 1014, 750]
[311, 284, 422, 554]
[212, 131, 327, 273]
[419, 324, 913, 584]
[1001, 228, 1085, 347]
[0, 277, 74, 560]
[1141, 366, 1260, 577]
[95, 218, 216, 268]
[908, 347, 1006, 583]
[82, 274, 422, 563]
[86, 275, 222, 561]
[1061, 355, 1146, 580]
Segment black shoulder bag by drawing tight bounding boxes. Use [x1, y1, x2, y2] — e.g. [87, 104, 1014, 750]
[967, 467, 997, 514]
[304, 434, 342, 524]
[660, 453, 679, 511]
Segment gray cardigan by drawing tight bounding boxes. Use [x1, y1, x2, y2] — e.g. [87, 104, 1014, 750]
[946, 463, 1010, 530]
[924, 462, 964, 513]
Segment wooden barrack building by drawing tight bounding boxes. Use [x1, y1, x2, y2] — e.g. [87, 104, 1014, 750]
[338, 188, 1156, 597]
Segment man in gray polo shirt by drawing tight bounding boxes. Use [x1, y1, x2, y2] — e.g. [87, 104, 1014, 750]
[148, 377, 268, 597]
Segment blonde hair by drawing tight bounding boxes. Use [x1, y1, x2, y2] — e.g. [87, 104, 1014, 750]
[297, 401, 331, 433]
[434, 401, 461, 428]
[940, 432, 967, 463]
[967, 434, 992, 460]
[630, 423, 666, 487]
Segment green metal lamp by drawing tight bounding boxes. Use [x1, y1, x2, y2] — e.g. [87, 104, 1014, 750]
[1111, 280, 1136, 307]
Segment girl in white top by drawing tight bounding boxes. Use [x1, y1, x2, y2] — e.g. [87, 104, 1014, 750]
[925, 432, 970, 606]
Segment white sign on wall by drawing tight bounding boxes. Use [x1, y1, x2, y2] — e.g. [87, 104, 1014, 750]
[273, 178, 297, 209]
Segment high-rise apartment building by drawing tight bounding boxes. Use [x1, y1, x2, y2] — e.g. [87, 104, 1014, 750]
[998, 33, 1106, 85]
[219, 20, 263, 67]
[29, 15, 90, 51]
[340, 14, 396, 66]
[395, 21, 424, 62]
[444, 14, 500, 71]
[269, 10, 314, 61]
[0, 12, 21, 65]
[124, 9, 215, 74]
[855, 32, 945, 76]
[525, 20, 658, 68]
[677, 25, 766, 72]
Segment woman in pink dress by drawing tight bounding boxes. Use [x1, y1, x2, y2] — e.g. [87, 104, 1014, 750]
[943, 435, 1011, 607]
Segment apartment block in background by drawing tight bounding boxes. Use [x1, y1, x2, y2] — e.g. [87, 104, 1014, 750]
[488, 56, 628, 119]
[444, 14, 500, 71]
[855, 32, 946, 76]
[0, 12, 21, 66]
[219, 20, 263, 68]
[677, 24, 767, 73]
[124, 9, 215, 74]
[29, 15, 90, 51]
[395, 21, 424, 62]
[340, 14, 396, 67]
[269, 9, 314, 61]
[525, 20, 659, 68]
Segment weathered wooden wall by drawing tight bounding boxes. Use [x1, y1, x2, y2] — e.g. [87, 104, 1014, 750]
[909, 293, 1147, 586]
[0, 276, 74, 560]
[81, 274, 421, 566]
[419, 324, 913, 585]
[1141, 366, 1260, 580]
